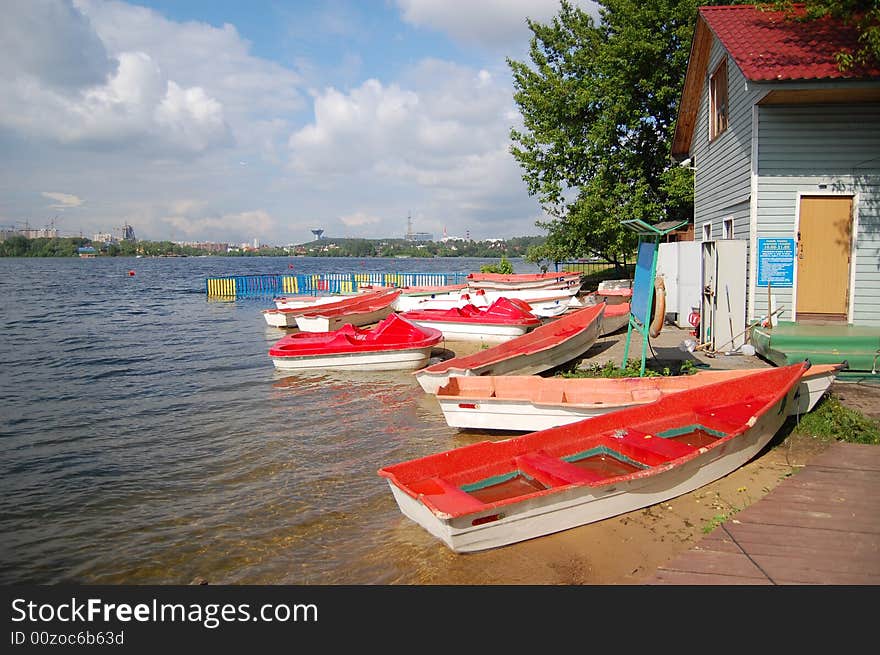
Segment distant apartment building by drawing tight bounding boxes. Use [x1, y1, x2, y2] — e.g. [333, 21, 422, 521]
[0, 227, 60, 241]
[176, 241, 228, 252]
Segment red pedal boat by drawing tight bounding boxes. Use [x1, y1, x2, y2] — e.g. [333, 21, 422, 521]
[269, 313, 442, 371]
[400, 297, 541, 343]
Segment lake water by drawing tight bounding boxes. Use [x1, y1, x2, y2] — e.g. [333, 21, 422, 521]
[0, 255, 556, 584]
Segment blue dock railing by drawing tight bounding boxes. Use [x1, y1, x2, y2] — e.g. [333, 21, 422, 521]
[205, 272, 469, 298]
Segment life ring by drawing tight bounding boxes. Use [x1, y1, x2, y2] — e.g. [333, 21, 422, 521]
[649, 276, 666, 338]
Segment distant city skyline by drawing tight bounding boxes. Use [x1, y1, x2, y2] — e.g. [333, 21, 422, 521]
[0, 1, 600, 245]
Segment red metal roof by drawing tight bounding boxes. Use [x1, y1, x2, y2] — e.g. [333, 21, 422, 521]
[700, 4, 880, 81]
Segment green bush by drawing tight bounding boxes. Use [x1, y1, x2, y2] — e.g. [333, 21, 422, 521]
[480, 256, 514, 274]
[794, 393, 880, 445]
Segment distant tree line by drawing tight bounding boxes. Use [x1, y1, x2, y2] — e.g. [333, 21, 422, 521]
[297, 236, 546, 259]
[0, 235, 548, 259]
[0, 236, 91, 257]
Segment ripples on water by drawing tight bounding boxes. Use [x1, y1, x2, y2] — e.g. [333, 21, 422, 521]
[0, 256, 553, 584]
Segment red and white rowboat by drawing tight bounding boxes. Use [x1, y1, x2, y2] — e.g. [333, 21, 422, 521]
[379, 362, 808, 552]
[433, 363, 843, 432]
[294, 288, 401, 332]
[598, 302, 630, 336]
[263, 295, 351, 327]
[466, 271, 582, 292]
[414, 303, 604, 394]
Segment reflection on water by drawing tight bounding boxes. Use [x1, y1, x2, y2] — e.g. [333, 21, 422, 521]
[0, 256, 577, 585]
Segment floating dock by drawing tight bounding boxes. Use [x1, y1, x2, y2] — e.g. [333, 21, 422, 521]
[205, 272, 468, 299]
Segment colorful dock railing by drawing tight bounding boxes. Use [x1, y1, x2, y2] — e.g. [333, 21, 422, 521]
[205, 272, 469, 298]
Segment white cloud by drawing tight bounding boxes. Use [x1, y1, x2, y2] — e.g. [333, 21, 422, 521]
[0, 0, 113, 89]
[75, 0, 304, 123]
[340, 212, 381, 227]
[162, 209, 276, 241]
[0, 1, 306, 158]
[286, 59, 538, 238]
[289, 62, 515, 174]
[42, 192, 84, 209]
[0, 4, 232, 155]
[0, 1, 550, 244]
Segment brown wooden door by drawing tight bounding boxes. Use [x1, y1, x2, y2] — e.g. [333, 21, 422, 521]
[796, 196, 852, 320]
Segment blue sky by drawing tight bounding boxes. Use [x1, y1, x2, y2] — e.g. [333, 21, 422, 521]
[0, 0, 599, 245]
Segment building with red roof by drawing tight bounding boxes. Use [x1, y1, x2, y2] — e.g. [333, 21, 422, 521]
[671, 4, 879, 337]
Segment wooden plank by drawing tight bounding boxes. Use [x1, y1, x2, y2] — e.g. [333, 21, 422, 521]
[659, 550, 768, 579]
[735, 494, 880, 520]
[691, 532, 744, 554]
[723, 524, 879, 557]
[663, 550, 767, 579]
[648, 570, 772, 585]
[735, 502, 879, 532]
[807, 443, 880, 471]
[749, 555, 880, 585]
[751, 551, 880, 578]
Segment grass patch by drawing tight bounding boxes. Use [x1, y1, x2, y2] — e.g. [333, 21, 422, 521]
[702, 511, 736, 534]
[558, 358, 699, 379]
[793, 393, 880, 445]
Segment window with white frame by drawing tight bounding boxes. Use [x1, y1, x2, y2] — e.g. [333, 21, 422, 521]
[702, 222, 712, 241]
[709, 58, 728, 141]
[723, 217, 734, 239]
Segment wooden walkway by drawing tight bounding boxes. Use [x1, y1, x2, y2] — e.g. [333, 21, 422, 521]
[646, 442, 880, 585]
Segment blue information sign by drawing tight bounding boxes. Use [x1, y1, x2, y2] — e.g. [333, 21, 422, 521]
[756, 237, 795, 287]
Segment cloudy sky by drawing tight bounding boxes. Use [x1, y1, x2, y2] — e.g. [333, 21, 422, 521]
[0, 0, 600, 245]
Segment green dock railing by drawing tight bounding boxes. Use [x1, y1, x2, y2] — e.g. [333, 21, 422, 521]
[205, 272, 469, 298]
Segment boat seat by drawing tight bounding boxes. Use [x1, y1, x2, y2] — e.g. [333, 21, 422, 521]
[692, 402, 759, 434]
[419, 477, 487, 515]
[534, 387, 565, 405]
[609, 429, 697, 465]
[629, 388, 662, 403]
[515, 452, 605, 487]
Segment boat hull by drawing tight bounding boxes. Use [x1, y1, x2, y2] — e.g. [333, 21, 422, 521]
[435, 364, 842, 432]
[273, 295, 348, 310]
[271, 347, 434, 371]
[263, 310, 301, 328]
[439, 396, 622, 431]
[294, 306, 393, 332]
[385, 374, 800, 552]
[598, 303, 630, 336]
[466, 272, 582, 292]
[408, 320, 533, 343]
[269, 312, 442, 372]
[414, 305, 603, 394]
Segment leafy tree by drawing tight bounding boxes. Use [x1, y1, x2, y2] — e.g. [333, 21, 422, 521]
[0, 235, 30, 257]
[508, 0, 698, 269]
